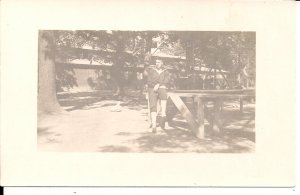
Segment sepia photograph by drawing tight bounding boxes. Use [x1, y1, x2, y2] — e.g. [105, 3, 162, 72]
[37, 30, 256, 153]
[1, 0, 296, 187]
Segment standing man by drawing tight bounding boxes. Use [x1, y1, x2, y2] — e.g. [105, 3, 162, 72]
[144, 59, 170, 133]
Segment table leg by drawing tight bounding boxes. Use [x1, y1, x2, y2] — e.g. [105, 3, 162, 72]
[196, 97, 205, 139]
[166, 97, 178, 126]
[212, 99, 222, 133]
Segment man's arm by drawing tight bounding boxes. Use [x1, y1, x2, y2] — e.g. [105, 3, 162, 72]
[159, 70, 171, 88]
[153, 83, 160, 92]
[145, 67, 159, 90]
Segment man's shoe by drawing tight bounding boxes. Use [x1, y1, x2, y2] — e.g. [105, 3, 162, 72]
[152, 127, 157, 134]
[160, 116, 166, 129]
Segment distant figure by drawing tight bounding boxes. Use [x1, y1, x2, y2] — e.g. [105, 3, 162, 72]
[144, 59, 171, 133]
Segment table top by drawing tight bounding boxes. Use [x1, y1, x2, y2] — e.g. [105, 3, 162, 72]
[168, 89, 255, 99]
[170, 89, 255, 94]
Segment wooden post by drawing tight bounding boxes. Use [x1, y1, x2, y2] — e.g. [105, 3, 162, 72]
[196, 97, 205, 139]
[212, 98, 222, 133]
[186, 39, 194, 74]
[166, 97, 178, 126]
[168, 93, 198, 134]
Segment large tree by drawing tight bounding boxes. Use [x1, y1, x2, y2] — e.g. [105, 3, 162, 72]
[38, 30, 62, 114]
[111, 31, 126, 96]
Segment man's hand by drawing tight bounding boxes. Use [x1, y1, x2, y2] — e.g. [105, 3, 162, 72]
[153, 84, 160, 92]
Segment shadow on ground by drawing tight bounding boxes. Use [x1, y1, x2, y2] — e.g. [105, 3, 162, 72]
[41, 90, 256, 153]
[97, 112, 255, 153]
[57, 90, 147, 111]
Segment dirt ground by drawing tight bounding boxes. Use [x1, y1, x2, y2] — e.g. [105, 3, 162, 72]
[38, 90, 255, 153]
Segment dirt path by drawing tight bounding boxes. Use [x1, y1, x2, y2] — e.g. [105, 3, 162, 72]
[38, 95, 255, 153]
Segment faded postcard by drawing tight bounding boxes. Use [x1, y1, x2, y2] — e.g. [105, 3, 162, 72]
[0, 0, 296, 187]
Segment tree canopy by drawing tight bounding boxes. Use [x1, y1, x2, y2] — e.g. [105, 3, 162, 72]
[53, 30, 255, 91]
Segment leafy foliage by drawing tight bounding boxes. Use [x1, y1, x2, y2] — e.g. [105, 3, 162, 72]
[53, 30, 255, 90]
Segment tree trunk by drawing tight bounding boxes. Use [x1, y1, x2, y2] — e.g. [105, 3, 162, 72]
[111, 32, 125, 96]
[145, 32, 154, 53]
[144, 32, 154, 66]
[186, 37, 195, 77]
[38, 30, 62, 114]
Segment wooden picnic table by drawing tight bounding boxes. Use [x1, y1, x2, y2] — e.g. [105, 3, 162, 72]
[166, 89, 255, 139]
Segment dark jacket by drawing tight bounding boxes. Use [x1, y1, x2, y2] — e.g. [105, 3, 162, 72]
[144, 66, 171, 88]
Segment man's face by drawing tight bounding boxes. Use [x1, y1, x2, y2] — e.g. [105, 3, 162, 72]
[155, 60, 163, 69]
